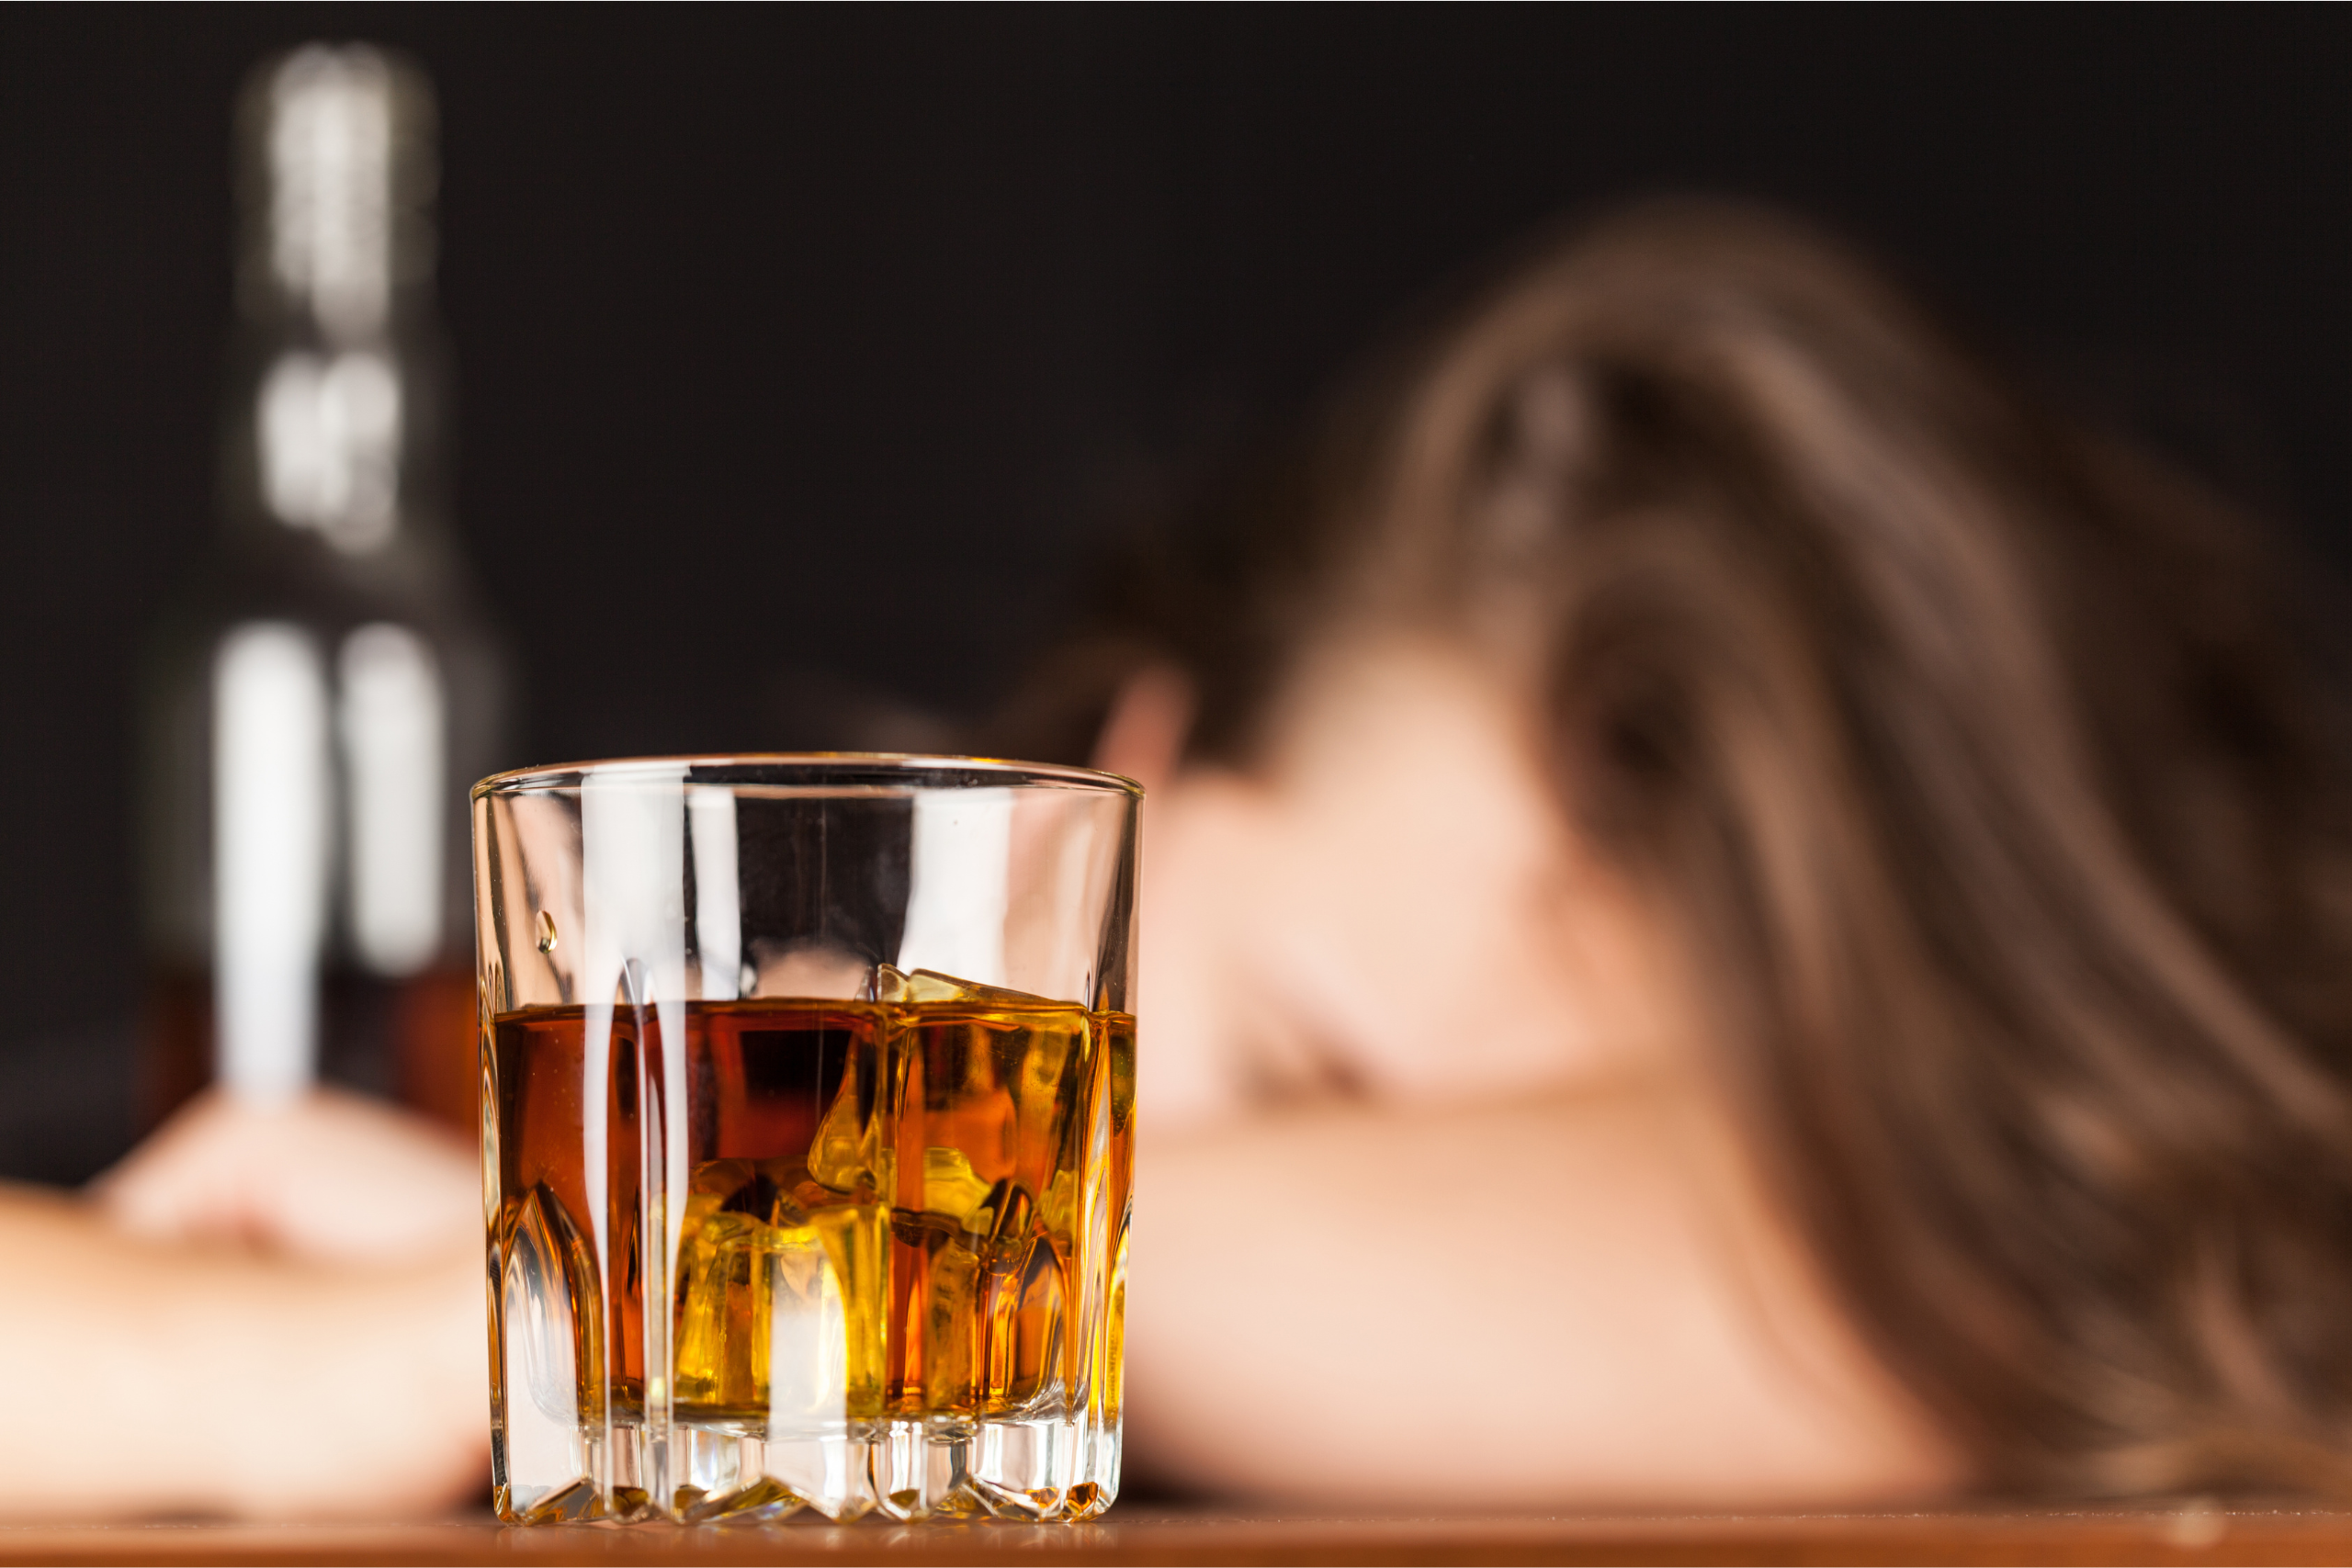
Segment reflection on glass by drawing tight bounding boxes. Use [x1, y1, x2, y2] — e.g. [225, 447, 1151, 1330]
[687, 787, 743, 1002]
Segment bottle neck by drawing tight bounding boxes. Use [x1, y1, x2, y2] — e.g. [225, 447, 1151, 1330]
[228, 45, 442, 558]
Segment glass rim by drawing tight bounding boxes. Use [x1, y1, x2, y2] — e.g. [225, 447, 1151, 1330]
[469, 750, 1144, 802]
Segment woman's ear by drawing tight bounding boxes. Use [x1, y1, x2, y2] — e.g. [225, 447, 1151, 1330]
[1092, 662, 1197, 795]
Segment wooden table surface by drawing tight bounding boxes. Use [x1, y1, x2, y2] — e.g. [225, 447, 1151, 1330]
[2, 1505, 2347, 1566]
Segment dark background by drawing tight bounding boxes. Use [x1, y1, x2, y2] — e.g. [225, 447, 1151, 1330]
[4, 7, 2349, 1178]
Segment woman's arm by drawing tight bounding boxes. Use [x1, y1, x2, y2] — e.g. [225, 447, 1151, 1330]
[1121, 1079, 1962, 1509]
[0, 1184, 486, 1520]
[0, 1091, 489, 1520]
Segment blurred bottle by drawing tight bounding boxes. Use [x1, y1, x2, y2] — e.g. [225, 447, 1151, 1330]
[141, 45, 506, 1134]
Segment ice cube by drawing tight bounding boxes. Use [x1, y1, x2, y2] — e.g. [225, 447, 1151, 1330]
[922, 1145, 995, 1225]
[673, 1202, 766, 1414]
[804, 1202, 888, 1420]
[764, 1224, 848, 1438]
[923, 1232, 983, 1411]
[686, 1156, 810, 1226]
[676, 1157, 821, 1417]
[871, 964, 1055, 1009]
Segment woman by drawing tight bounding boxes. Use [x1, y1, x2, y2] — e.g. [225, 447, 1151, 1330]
[1054, 201, 2352, 1505]
[25, 198, 2346, 1518]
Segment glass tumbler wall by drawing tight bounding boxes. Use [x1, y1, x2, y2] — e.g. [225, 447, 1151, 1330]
[474, 757, 1139, 1524]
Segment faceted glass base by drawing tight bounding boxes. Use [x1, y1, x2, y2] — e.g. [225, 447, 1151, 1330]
[494, 1416, 1121, 1525]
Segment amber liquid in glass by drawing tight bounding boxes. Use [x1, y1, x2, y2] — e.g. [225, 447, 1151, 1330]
[488, 975, 1134, 1521]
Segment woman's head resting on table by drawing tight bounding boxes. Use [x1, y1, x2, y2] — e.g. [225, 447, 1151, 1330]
[1024, 199, 2352, 1499]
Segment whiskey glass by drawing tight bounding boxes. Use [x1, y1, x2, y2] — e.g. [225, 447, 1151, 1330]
[472, 756, 1139, 1523]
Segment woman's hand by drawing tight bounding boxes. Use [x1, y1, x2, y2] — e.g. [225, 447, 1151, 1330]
[89, 1088, 479, 1266]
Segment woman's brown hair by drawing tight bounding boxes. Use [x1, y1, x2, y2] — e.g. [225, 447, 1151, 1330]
[1023, 201, 2352, 1495]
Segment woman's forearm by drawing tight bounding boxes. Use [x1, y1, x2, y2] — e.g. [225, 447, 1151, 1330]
[1120, 1086, 1960, 1508]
